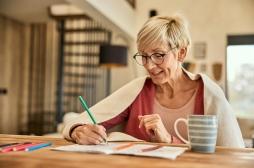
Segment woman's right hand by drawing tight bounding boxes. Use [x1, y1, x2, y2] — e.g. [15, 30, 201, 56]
[71, 124, 107, 145]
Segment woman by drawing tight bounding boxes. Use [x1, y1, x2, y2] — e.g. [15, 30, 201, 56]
[63, 15, 244, 147]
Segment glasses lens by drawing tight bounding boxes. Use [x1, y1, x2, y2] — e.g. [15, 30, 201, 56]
[134, 55, 146, 65]
[151, 53, 164, 64]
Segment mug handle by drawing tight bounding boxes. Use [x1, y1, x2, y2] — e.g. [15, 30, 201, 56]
[174, 118, 189, 144]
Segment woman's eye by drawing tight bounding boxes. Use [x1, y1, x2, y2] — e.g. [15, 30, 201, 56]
[153, 53, 163, 57]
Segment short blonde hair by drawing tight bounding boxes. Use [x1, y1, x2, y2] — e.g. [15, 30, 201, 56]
[137, 14, 191, 53]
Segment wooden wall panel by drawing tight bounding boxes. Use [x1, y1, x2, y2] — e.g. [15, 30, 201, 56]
[27, 22, 59, 135]
[0, 15, 6, 133]
[17, 25, 31, 134]
[0, 15, 29, 134]
[0, 15, 58, 134]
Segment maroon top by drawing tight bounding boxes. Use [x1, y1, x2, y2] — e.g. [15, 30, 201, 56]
[100, 78, 204, 144]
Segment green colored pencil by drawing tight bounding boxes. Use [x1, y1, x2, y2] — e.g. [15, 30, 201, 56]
[78, 96, 108, 144]
[78, 96, 97, 124]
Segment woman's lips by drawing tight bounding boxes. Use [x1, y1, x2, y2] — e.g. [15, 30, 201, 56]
[150, 71, 163, 77]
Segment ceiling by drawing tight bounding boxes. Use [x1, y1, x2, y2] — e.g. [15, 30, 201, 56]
[0, 0, 66, 23]
[0, 0, 134, 41]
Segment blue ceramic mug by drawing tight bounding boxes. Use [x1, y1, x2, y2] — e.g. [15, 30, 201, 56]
[174, 115, 218, 153]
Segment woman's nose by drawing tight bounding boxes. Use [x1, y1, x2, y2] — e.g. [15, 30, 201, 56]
[145, 58, 157, 69]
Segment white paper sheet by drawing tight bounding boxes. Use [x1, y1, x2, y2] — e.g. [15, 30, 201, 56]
[53, 143, 187, 160]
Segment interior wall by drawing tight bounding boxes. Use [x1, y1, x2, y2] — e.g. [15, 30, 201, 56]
[0, 0, 66, 23]
[0, 13, 59, 134]
[0, 15, 30, 134]
[135, 0, 254, 91]
[110, 34, 137, 92]
[0, 0, 138, 133]
[84, 0, 136, 39]
[67, 0, 136, 39]
[27, 22, 59, 134]
[43, 22, 59, 115]
[66, 0, 138, 93]
[135, 0, 254, 139]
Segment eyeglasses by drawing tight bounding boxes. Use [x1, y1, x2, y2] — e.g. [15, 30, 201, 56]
[133, 48, 175, 66]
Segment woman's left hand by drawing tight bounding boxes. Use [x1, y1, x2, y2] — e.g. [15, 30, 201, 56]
[138, 114, 172, 143]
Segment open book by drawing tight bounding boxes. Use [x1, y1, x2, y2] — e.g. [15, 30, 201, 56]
[53, 143, 187, 160]
[107, 132, 143, 142]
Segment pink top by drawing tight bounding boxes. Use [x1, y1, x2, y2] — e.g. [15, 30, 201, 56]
[100, 78, 204, 144]
[153, 87, 198, 141]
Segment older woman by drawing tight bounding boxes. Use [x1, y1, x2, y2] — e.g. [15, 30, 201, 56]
[62, 15, 244, 147]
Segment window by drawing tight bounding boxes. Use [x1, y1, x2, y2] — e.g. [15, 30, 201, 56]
[227, 35, 254, 118]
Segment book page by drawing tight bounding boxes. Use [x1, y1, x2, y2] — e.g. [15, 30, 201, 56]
[112, 143, 187, 159]
[107, 132, 143, 142]
[53, 143, 117, 154]
[53, 143, 187, 160]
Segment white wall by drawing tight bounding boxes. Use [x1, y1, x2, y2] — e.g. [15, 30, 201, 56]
[85, 0, 136, 39]
[2, 0, 253, 95]
[70, 0, 254, 92]
[67, 0, 136, 39]
[136, 0, 254, 90]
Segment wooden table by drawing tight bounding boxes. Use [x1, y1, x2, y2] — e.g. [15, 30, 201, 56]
[0, 134, 254, 168]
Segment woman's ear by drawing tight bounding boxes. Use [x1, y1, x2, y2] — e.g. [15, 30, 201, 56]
[177, 48, 187, 62]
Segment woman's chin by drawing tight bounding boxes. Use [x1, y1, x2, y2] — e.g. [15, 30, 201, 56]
[150, 75, 166, 85]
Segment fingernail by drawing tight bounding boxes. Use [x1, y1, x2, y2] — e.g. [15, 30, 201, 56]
[103, 138, 108, 144]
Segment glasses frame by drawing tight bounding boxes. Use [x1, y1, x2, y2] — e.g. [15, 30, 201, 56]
[133, 48, 176, 66]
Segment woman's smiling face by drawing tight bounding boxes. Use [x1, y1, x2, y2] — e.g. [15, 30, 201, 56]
[142, 43, 179, 85]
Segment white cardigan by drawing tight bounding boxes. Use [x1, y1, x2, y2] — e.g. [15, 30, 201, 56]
[62, 71, 244, 148]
